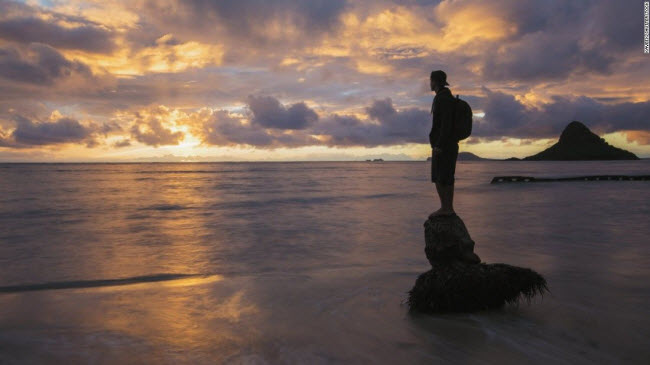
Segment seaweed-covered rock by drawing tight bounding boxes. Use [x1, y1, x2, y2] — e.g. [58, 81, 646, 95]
[407, 261, 549, 313]
[408, 213, 550, 313]
[424, 213, 481, 265]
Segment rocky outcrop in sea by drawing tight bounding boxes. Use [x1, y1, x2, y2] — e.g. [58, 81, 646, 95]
[407, 213, 549, 313]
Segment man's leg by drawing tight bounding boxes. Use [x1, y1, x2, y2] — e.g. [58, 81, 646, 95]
[431, 143, 458, 217]
[440, 182, 455, 213]
[439, 142, 457, 214]
[431, 181, 454, 216]
[434, 181, 443, 206]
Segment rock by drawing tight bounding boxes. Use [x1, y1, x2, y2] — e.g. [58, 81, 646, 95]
[408, 213, 549, 313]
[424, 214, 481, 265]
[407, 262, 549, 313]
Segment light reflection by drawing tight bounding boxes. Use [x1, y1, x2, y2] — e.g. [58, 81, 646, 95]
[91, 274, 225, 293]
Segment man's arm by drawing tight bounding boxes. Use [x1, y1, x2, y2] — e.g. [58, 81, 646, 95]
[429, 97, 438, 148]
[435, 97, 455, 148]
[429, 122, 436, 148]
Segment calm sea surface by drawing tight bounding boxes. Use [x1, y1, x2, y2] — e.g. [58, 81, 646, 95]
[0, 161, 649, 364]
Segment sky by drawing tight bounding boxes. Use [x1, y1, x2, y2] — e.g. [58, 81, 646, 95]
[0, 0, 648, 162]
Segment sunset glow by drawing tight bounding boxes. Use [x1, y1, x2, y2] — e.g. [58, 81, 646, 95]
[0, 0, 648, 161]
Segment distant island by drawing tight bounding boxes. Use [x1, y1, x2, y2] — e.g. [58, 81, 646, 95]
[365, 158, 384, 162]
[513, 121, 639, 161]
[426, 152, 497, 161]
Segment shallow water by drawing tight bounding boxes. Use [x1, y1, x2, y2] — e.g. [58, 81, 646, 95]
[0, 160, 649, 364]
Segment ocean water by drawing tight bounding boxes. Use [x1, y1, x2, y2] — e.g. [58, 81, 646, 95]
[0, 160, 649, 364]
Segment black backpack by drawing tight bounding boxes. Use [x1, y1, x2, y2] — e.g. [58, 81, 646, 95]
[451, 94, 473, 141]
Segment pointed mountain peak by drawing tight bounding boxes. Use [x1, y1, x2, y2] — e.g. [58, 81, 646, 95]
[558, 120, 599, 144]
[523, 120, 639, 160]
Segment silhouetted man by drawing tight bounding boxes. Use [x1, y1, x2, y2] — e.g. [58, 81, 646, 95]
[428, 70, 458, 217]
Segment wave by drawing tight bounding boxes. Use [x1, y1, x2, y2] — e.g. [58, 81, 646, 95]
[207, 192, 417, 209]
[138, 204, 193, 211]
[0, 273, 219, 293]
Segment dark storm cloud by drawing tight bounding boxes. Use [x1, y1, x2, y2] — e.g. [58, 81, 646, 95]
[483, 33, 614, 82]
[457, 0, 639, 54]
[0, 43, 92, 85]
[480, 30, 615, 82]
[476, 0, 637, 83]
[498, 0, 641, 53]
[191, 95, 430, 148]
[199, 110, 274, 147]
[194, 109, 319, 148]
[0, 115, 98, 147]
[311, 98, 430, 147]
[0, 17, 115, 53]
[136, 0, 348, 46]
[587, 0, 642, 52]
[475, 87, 650, 141]
[195, 0, 347, 33]
[365, 98, 431, 141]
[246, 95, 319, 130]
[310, 114, 378, 147]
[475, 88, 529, 138]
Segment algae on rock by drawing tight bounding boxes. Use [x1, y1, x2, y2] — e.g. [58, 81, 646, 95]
[408, 214, 549, 313]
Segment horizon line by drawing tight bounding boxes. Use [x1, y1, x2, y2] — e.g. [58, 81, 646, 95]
[2, 158, 649, 163]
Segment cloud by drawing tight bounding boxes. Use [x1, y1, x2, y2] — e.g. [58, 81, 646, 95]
[69, 34, 225, 76]
[475, 86, 650, 140]
[129, 107, 185, 146]
[0, 114, 99, 148]
[479, 29, 615, 83]
[0, 16, 115, 53]
[189, 108, 273, 147]
[3, 86, 648, 152]
[0, 43, 93, 85]
[112, 138, 132, 147]
[134, 0, 348, 47]
[474, 0, 636, 83]
[0, 0, 648, 158]
[624, 131, 650, 146]
[98, 120, 123, 136]
[246, 94, 319, 130]
[365, 97, 430, 141]
[312, 97, 430, 147]
[178, 95, 431, 148]
[184, 107, 319, 148]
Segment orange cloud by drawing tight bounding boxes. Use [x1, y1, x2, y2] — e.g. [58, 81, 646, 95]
[62, 34, 224, 76]
[126, 106, 186, 147]
[303, 4, 518, 77]
[624, 130, 650, 145]
[435, 1, 518, 51]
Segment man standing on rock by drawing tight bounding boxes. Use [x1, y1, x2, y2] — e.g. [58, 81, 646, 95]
[429, 70, 458, 217]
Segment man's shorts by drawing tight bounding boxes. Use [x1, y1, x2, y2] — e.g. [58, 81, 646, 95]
[431, 142, 459, 185]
